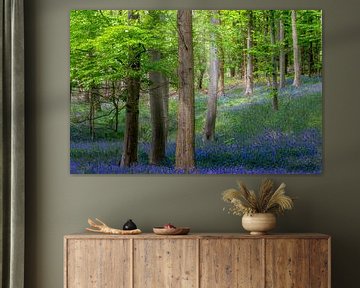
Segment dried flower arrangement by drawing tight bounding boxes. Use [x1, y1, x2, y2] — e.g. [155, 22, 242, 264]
[222, 179, 294, 216]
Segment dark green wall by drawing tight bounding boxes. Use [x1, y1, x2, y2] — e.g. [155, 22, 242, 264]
[24, 0, 360, 287]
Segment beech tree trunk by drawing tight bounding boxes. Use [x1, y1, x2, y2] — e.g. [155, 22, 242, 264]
[120, 76, 140, 167]
[148, 10, 169, 147]
[279, 18, 286, 89]
[270, 10, 279, 110]
[204, 12, 219, 142]
[120, 11, 141, 167]
[291, 10, 301, 87]
[149, 50, 166, 165]
[244, 11, 254, 96]
[175, 10, 195, 171]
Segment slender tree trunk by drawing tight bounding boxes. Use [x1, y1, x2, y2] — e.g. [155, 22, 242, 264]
[89, 89, 96, 140]
[291, 10, 301, 87]
[115, 106, 119, 132]
[244, 11, 254, 96]
[308, 41, 314, 77]
[197, 68, 206, 90]
[149, 50, 166, 165]
[316, 41, 322, 76]
[230, 67, 236, 77]
[242, 48, 247, 83]
[263, 15, 271, 86]
[175, 10, 195, 171]
[218, 45, 225, 97]
[218, 11, 225, 97]
[162, 76, 169, 144]
[270, 10, 279, 111]
[197, 27, 207, 91]
[279, 18, 286, 89]
[204, 11, 219, 142]
[120, 11, 141, 167]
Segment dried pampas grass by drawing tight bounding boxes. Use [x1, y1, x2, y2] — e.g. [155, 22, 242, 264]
[222, 179, 294, 216]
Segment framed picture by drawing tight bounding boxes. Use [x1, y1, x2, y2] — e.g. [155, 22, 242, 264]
[70, 9, 322, 174]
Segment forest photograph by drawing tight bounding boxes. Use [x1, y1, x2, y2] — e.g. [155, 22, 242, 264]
[70, 10, 323, 174]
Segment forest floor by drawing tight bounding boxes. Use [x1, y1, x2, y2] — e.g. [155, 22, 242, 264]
[70, 76, 322, 174]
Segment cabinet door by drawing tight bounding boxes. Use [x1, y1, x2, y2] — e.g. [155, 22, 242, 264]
[266, 239, 310, 288]
[134, 239, 198, 288]
[309, 239, 330, 288]
[200, 239, 264, 288]
[66, 239, 131, 288]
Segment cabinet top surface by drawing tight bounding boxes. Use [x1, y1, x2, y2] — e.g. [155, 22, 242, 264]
[64, 232, 330, 240]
